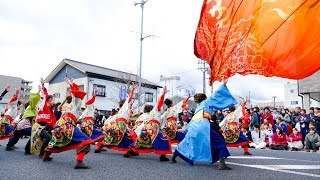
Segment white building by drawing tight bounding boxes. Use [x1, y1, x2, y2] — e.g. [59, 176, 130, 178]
[0, 75, 32, 112]
[284, 82, 302, 109]
[45, 59, 161, 115]
[284, 81, 320, 110]
[159, 75, 196, 98]
[298, 70, 320, 112]
[176, 85, 196, 97]
[159, 75, 196, 110]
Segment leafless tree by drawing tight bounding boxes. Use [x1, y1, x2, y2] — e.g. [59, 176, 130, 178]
[104, 70, 157, 113]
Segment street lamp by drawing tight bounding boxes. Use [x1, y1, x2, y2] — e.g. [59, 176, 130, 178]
[134, 0, 148, 110]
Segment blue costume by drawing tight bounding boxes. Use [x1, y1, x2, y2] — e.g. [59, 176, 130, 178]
[173, 84, 237, 165]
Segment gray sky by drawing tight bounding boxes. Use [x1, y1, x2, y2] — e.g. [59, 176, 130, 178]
[0, 0, 295, 102]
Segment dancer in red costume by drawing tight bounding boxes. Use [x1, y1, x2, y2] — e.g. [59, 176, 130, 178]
[47, 77, 94, 169]
[79, 86, 105, 152]
[160, 96, 190, 144]
[30, 79, 56, 161]
[219, 99, 252, 155]
[100, 83, 136, 153]
[1, 86, 20, 141]
[126, 87, 172, 161]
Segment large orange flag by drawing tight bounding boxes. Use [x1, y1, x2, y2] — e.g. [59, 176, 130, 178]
[194, 0, 320, 84]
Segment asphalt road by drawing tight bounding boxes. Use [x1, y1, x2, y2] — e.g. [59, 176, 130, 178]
[1, 139, 319, 180]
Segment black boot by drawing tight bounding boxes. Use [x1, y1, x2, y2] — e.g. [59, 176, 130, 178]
[159, 155, 169, 162]
[171, 154, 177, 163]
[5, 146, 15, 151]
[129, 150, 139, 156]
[218, 158, 232, 170]
[43, 157, 53, 162]
[74, 160, 91, 169]
[42, 151, 53, 162]
[123, 151, 131, 158]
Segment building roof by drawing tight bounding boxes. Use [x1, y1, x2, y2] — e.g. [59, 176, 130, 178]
[45, 58, 161, 88]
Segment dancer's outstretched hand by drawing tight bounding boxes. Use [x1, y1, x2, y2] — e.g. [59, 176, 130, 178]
[64, 77, 73, 85]
[163, 86, 168, 94]
[15, 89, 20, 96]
[131, 82, 137, 89]
[222, 78, 228, 84]
[40, 78, 44, 86]
[5, 85, 10, 91]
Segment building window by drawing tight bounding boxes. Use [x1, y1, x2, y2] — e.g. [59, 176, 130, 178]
[290, 90, 294, 93]
[291, 101, 298, 105]
[53, 93, 60, 98]
[145, 92, 153, 102]
[94, 84, 106, 97]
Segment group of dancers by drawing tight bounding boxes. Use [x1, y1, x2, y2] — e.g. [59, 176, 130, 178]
[0, 77, 252, 170]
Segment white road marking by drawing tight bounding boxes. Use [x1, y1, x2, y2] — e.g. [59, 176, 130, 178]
[265, 165, 320, 170]
[228, 155, 319, 163]
[227, 162, 320, 178]
[271, 157, 320, 163]
[228, 156, 283, 160]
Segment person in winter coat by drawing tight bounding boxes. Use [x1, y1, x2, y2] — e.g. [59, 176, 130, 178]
[249, 108, 259, 132]
[249, 125, 266, 149]
[304, 128, 320, 152]
[295, 109, 310, 144]
[274, 117, 288, 135]
[270, 127, 287, 150]
[280, 109, 291, 124]
[287, 128, 303, 151]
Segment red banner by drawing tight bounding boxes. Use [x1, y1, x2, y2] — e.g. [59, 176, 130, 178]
[194, 0, 320, 84]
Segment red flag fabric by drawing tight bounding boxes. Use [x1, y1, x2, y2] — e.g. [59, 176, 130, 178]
[194, 0, 320, 84]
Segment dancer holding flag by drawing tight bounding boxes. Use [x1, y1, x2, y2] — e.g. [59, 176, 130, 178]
[1, 87, 20, 141]
[47, 77, 94, 169]
[126, 86, 172, 161]
[79, 86, 105, 151]
[100, 83, 136, 153]
[219, 100, 252, 155]
[161, 96, 190, 144]
[172, 80, 235, 170]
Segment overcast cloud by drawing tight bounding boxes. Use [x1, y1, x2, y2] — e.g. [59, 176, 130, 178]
[0, 0, 295, 102]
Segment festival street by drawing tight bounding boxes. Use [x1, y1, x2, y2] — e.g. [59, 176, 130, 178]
[0, 1, 319, 180]
[1, 139, 319, 180]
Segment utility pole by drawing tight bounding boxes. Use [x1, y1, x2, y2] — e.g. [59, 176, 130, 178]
[198, 59, 209, 94]
[134, 0, 149, 110]
[248, 91, 251, 108]
[272, 96, 277, 108]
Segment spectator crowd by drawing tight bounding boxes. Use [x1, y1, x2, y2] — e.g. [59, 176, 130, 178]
[216, 106, 320, 152]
